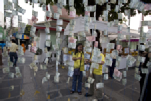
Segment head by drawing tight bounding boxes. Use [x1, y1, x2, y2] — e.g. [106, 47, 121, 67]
[12, 39, 16, 43]
[75, 43, 83, 54]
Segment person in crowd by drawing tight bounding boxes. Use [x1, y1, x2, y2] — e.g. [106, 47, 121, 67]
[21, 43, 26, 53]
[8, 39, 18, 67]
[0, 47, 3, 66]
[85, 46, 105, 101]
[143, 50, 151, 101]
[139, 48, 150, 101]
[70, 43, 84, 95]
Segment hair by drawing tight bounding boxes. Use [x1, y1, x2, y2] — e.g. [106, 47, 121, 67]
[75, 43, 83, 54]
[12, 39, 16, 43]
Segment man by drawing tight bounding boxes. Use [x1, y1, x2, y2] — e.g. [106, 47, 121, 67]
[8, 39, 18, 67]
[85, 50, 105, 101]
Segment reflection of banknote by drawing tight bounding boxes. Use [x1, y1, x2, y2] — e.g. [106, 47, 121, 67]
[113, 68, 122, 81]
[16, 72, 22, 78]
[3, 67, 10, 73]
[9, 73, 15, 78]
[29, 63, 35, 69]
[122, 79, 127, 85]
[134, 73, 141, 81]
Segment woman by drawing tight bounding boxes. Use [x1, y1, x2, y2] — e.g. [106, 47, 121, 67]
[70, 43, 84, 95]
[139, 48, 151, 101]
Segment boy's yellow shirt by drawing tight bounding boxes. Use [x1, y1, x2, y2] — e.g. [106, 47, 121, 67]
[72, 52, 84, 71]
[91, 53, 105, 75]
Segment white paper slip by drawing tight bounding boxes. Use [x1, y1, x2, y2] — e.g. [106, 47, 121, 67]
[142, 68, 149, 74]
[85, 83, 90, 88]
[104, 74, 108, 80]
[96, 83, 104, 89]
[54, 76, 60, 83]
[16, 72, 22, 78]
[46, 72, 50, 79]
[122, 79, 127, 86]
[57, 19, 63, 25]
[9, 73, 15, 79]
[40, 64, 44, 70]
[3, 67, 10, 73]
[56, 26, 62, 32]
[42, 77, 48, 84]
[45, 28, 50, 33]
[54, 13, 60, 19]
[123, 71, 127, 77]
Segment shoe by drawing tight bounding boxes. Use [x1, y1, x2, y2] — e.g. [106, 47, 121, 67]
[70, 91, 74, 94]
[78, 91, 82, 95]
[85, 93, 93, 97]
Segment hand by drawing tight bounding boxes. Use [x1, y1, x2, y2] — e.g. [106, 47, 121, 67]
[77, 57, 82, 60]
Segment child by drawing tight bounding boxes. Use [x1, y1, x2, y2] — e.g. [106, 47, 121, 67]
[70, 43, 84, 95]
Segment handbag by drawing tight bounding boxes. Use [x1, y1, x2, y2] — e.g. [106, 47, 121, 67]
[74, 53, 82, 75]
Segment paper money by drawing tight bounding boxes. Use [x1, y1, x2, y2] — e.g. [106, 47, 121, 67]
[53, 44, 59, 50]
[83, 71, 86, 77]
[16, 72, 22, 78]
[9, 85, 14, 91]
[84, 53, 90, 59]
[54, 76, 59, 83]
[91, 63, 99, 69]
[9, 73, 15, 79]
[96, 83, 104, 89]
[134, 73, 141, 81]
[56, 26, 62, 32]
[43, 65, 47, 70]
[57, 19, 63, 25]
[85, 83, 90, 88]
[105, 59, 112, 66]
[147, 61, 151, 67]
[69, 0, 74, 6]
[142, 68, 149, 74]
[63, 47, 68, 53]
[3, 67, 10, 73]
[123, 71, 127, 77]
[102, 67, 108, 73]
[42, 77, 48, 84]
[54, 13, 60, 19]
[122, 79, 127, 86]
[104, 74, 108, 80]
[88, 77, 95, 84]
[68, 71, 74, 77]
[40, 64, 43, 70]
[46, 72, 50, 79]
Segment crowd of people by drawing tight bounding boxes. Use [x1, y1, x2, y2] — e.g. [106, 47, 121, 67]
[70, 43, 151, 101]
[1, 40, 151, 101]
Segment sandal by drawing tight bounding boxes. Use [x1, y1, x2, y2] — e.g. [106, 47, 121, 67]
[78, 92, 82, 95]
[70, 91, 74, 94]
